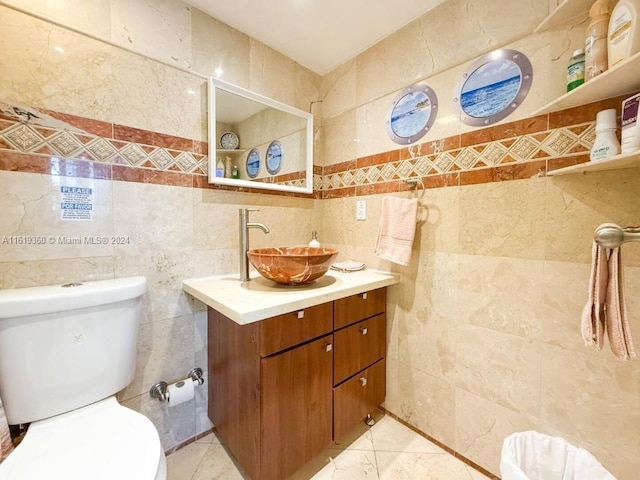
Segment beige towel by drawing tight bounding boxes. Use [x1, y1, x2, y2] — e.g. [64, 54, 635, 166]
[0, 397, 13, 462]
[606, 247, 637, 360]
[374, 196, 418, 266]
[581, 240, 608, 350]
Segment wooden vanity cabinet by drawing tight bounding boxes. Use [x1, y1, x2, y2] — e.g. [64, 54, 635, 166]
[207, 287, 387, 480]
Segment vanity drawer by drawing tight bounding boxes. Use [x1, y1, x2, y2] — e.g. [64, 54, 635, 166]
[333, 359, 386, 441]
[333, 314, 385, 385]
[334, 288, 386, 329]
[259, 302, 333, 357]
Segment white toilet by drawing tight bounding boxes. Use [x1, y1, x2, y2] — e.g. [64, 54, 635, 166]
[0, 276, 166, 480]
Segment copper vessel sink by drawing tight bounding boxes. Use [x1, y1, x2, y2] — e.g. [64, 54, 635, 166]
[247, 246, 339, 284]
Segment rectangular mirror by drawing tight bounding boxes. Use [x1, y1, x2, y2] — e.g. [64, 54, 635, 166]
[208, 78, 313, 194]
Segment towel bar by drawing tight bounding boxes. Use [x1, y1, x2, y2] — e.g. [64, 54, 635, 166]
[404, 178, 425, 200]
[594, 225, 640, 248]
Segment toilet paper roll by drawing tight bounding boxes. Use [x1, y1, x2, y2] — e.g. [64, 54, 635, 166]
[167, 378, 195, 407]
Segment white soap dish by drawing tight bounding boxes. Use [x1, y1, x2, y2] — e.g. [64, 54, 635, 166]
[331, 260, 365, 272]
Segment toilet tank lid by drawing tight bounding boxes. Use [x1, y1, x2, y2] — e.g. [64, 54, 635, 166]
[0, 276, 147, 319]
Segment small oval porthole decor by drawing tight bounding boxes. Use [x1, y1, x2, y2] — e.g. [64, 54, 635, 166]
[454, 49, 533, 127]
[386, 83, 438, 145]
[265, 140, 283, 175]
[246, 148, 260, 178]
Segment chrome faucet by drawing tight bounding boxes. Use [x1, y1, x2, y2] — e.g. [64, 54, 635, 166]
[239, 208, 270, 282]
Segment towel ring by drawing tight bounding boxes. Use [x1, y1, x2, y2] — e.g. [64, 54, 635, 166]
[404, 178, 425, 200]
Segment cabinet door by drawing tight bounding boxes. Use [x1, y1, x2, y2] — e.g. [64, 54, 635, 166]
[334, 288, 386, 329]
[334, 313, 386, 385]
[261, 334, 334, 480]
[333, 359, 386, 442]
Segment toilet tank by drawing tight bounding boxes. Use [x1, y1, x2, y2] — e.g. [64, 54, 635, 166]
[0, 277, 147, 424]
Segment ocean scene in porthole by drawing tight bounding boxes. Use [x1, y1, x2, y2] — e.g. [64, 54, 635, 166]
[461, 60, 521, 118]
[246, 148, 260, 178]
[455, 49, 532, 127]
[386, 84, 438, 145]
[266, 140, 283, 175]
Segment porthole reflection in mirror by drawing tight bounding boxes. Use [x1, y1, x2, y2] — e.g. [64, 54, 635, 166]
[246, 148, 260, 178]
[266, 140, 283, 175]
[455, 49, 533, 127]
[386, 84, 438, 145]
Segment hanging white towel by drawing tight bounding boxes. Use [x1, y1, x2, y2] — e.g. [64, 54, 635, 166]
[0, 396, 13, 462]
[374, 196, 418, 266]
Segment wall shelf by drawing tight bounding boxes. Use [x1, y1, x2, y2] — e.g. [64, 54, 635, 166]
[218, 149, 247, 155]
[547, 151, 640, 176]
[534, 0, 591, 33]
[533, 52, 640, 115]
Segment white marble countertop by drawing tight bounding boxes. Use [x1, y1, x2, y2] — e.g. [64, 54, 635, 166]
[182, 269, 399, 325]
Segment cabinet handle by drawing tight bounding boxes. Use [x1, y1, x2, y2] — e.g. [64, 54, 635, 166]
[324, 343, 333, 352]
[297, 310, 304, 319]
[359, 377, 367, 387]
[360, 292, 368, 300]
[360, 326, 368, 335]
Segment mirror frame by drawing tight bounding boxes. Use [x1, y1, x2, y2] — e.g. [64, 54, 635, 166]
[208, 77, 314, 194]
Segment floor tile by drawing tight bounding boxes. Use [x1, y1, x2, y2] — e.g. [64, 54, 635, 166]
[166, 442, 209, 480]
[194, 432, 220, 444]
[310, 450, 379, 480]
[190, 445, 245, 480]
[376, 451, 473, 480]
[370, 416, 447, 454]
[166, 415, 493, 480]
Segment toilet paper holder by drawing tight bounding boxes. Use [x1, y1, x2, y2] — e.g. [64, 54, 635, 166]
[149, 368, 204, 402]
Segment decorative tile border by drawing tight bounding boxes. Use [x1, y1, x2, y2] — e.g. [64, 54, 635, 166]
[0, 92, 635, 199]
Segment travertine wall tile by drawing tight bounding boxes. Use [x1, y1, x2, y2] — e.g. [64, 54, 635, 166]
[457, 255, 545, 339]
[324, 110, 358, 166]
[249, 39, 296, 106]
[321, 59, 356, 119]
[191, 8, 250, 88]
[458, 178, 546, 259]
[0, 171, 113, 262]
[110, 0, 193, 69]
[385, 359, 456, 447]
[454, 388, 536, 474]
[545, 170, 640, 265]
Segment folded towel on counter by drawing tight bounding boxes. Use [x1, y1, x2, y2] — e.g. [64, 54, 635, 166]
[331, 260, 366, 272]
[581, 239, 608, 350]
[581, 223, 637, 360]
[374, 196, 418, 266]
[606, 246, 637, 360]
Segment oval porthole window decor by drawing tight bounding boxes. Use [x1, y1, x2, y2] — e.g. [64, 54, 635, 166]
[454, 49, 533, 127]
[386, 84, 438, 145]
[265, 140, 283, 175]
[246, 148, 260, 178]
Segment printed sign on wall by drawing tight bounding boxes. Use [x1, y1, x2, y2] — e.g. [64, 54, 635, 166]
[60, 186, 93, 221]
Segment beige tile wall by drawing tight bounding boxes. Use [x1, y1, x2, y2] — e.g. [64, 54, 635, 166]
[319, 1, 640, 478]
[0, 1, 321, 452]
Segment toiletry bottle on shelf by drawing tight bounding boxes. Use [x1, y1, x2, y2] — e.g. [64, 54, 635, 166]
[224, 156, 232, 178]
[567, 49, 585, 91]
[585, 0, 611, 81]
[591, 108, 621, 161]
[308, 231, 320, 248]
[231, 164, 240, 179]
[608, 0, 640, 68]
[215, 157, 224, 177]
[621, 92, 640, 154]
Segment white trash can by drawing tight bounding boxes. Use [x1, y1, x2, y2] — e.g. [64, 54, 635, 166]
[500, 431, 616, 480]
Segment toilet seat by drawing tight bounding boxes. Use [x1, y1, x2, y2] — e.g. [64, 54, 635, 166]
[0, 396, 165, 480]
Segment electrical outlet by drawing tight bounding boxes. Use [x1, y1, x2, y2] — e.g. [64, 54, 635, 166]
[356, 200, 366, 220]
